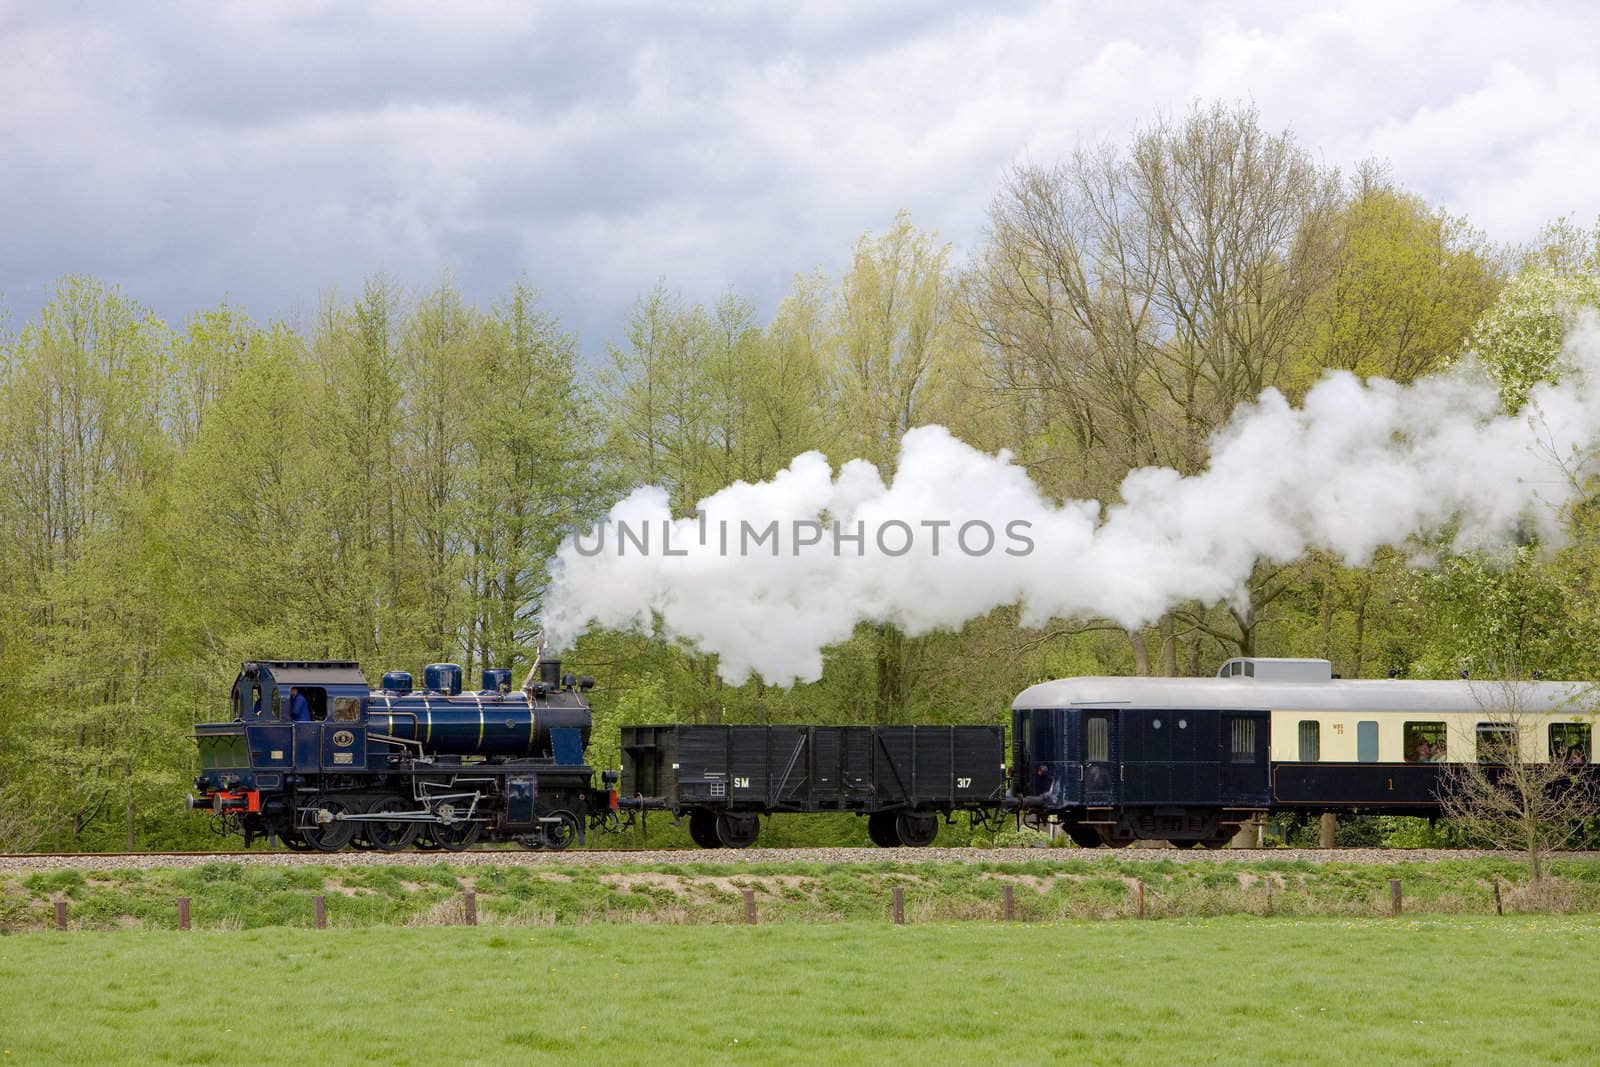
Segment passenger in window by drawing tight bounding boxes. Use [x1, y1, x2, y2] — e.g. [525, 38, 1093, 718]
[1414, 739, 1445, 763]
[289, 686, 311, 723]
[1567, 745, 1587, 766]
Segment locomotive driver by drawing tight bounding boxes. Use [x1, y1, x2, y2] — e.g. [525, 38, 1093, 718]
[289, 686, 311, 722]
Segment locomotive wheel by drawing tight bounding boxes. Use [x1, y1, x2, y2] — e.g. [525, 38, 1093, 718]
[545, 811, 580, 852]
[364, 797, 420, 852]
[714, 813, 760, 849]
[687, 810, 722, 849]
[1066, 826, 1102, 849]
[280, 829, 313, 852]
[866, 812, 899, 848]
[894, 813, 938, 848]
[1097, 829, 1133, 849]
[427, 819, 483, 852]
[1200, 831, 1235, 850]
[301, 796, 356, 853]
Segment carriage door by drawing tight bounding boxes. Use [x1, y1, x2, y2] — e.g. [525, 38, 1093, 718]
[1221, 712, 1269, 804]
[1082, 711, 1118, 806]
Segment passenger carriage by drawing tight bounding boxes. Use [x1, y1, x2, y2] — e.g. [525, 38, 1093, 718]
[1011, 657, 1598, 847]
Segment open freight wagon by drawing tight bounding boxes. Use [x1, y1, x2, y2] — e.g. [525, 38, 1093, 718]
[619, 723, 1008, 847]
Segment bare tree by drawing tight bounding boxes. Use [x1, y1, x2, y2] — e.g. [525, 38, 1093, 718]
[959, 102, 1342, 672]
[1438, 675, 1600, 883]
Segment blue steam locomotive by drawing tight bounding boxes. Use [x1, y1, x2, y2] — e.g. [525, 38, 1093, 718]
[189, 658, 616, 851]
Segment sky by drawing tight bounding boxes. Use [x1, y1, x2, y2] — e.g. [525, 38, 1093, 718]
[2, 0, 1599, 352]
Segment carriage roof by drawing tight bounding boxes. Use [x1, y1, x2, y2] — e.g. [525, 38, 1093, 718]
[1013, 671, 1597, 716]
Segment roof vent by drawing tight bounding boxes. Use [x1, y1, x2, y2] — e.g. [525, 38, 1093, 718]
[1216, 658, 1332, 682]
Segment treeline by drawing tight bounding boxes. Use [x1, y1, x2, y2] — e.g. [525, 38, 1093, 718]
[3, 103, 1599, 850]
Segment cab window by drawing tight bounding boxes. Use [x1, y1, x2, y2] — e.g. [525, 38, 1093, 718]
[333, 696, 362, 722]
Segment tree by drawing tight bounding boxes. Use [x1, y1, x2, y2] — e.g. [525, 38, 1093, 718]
[1438, 675, 1600, 883]
[964, 102, 1342, 672]
[1292, 166, 1501, 387]
[1465, 266, 1600, 410]
[461, 281, 608, 677]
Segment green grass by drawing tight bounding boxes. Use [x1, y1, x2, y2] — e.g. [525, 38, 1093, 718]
[0, 918, 1596, 1064]
[5, 857, 1599, 930]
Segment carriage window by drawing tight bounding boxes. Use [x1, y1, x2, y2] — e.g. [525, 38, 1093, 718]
[1298, 721, 1320, 762]
[1476, 723, 1518, 763]
[1086, 715, 1109, 762]
[1404, 722, 1447, 762]
[1230, 718, 1256, 762]
[1549, 723, 1589, 764]
[1356, 720, 1379, 762]
[333, 697, 362, 722]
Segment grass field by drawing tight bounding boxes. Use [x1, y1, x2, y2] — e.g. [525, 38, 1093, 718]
[1, 917, 1596, 1064]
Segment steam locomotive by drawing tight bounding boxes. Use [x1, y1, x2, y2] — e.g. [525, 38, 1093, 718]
[189, 655, 1597, 851]
[190, 658, 615, 851]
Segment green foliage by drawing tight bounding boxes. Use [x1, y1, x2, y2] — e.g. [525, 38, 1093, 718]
[1466, 266, 1600, 409]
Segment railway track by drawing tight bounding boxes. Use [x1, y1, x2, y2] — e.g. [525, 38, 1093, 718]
[3, 847, 1595, 873]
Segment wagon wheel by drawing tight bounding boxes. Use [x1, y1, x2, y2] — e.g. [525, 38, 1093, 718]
[426, 818, 483, 852]
[545, 811, 580, 852]
[894, 813, 938, 848]
[687, 810, 722, 849]
[866, 812, 900, 848]
[1167, 838, 1199, 849]
[1096, 829, 1133, 849]
[714, 812, 759, 849]
[1200, 831, 1235, 850]
[364, 796, 420, 852]
[1066, 826, 1102, 849]
[301, 796, 356, 852]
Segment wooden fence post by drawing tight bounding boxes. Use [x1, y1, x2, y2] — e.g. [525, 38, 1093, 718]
[53, 901, 66, 931]
[743, 889, 756, 925]
[178, 898, 191, 931]
[314, 895, 327, 929]
[463, 891, 477, 926]
[1493, 878, 1504, 916]
[892, 886, 905, 925]
[1136, 881, 1145, 920]
[1002, 884, 1015, 921]
[1389, 880, 1402, 917]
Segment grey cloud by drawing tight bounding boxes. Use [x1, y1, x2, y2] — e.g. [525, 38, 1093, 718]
[1, 1, 1598, 350]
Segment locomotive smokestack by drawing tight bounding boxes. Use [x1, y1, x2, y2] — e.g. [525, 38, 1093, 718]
[539, 659, 563, 689]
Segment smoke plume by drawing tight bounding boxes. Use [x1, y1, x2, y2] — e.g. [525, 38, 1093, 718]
[544, 317, 1600, 685]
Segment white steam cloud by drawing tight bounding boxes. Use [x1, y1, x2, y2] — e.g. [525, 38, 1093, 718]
[544, 318, 1600, 686]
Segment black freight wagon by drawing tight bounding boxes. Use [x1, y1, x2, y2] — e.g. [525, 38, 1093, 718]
[620, 724, 1007, 848]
